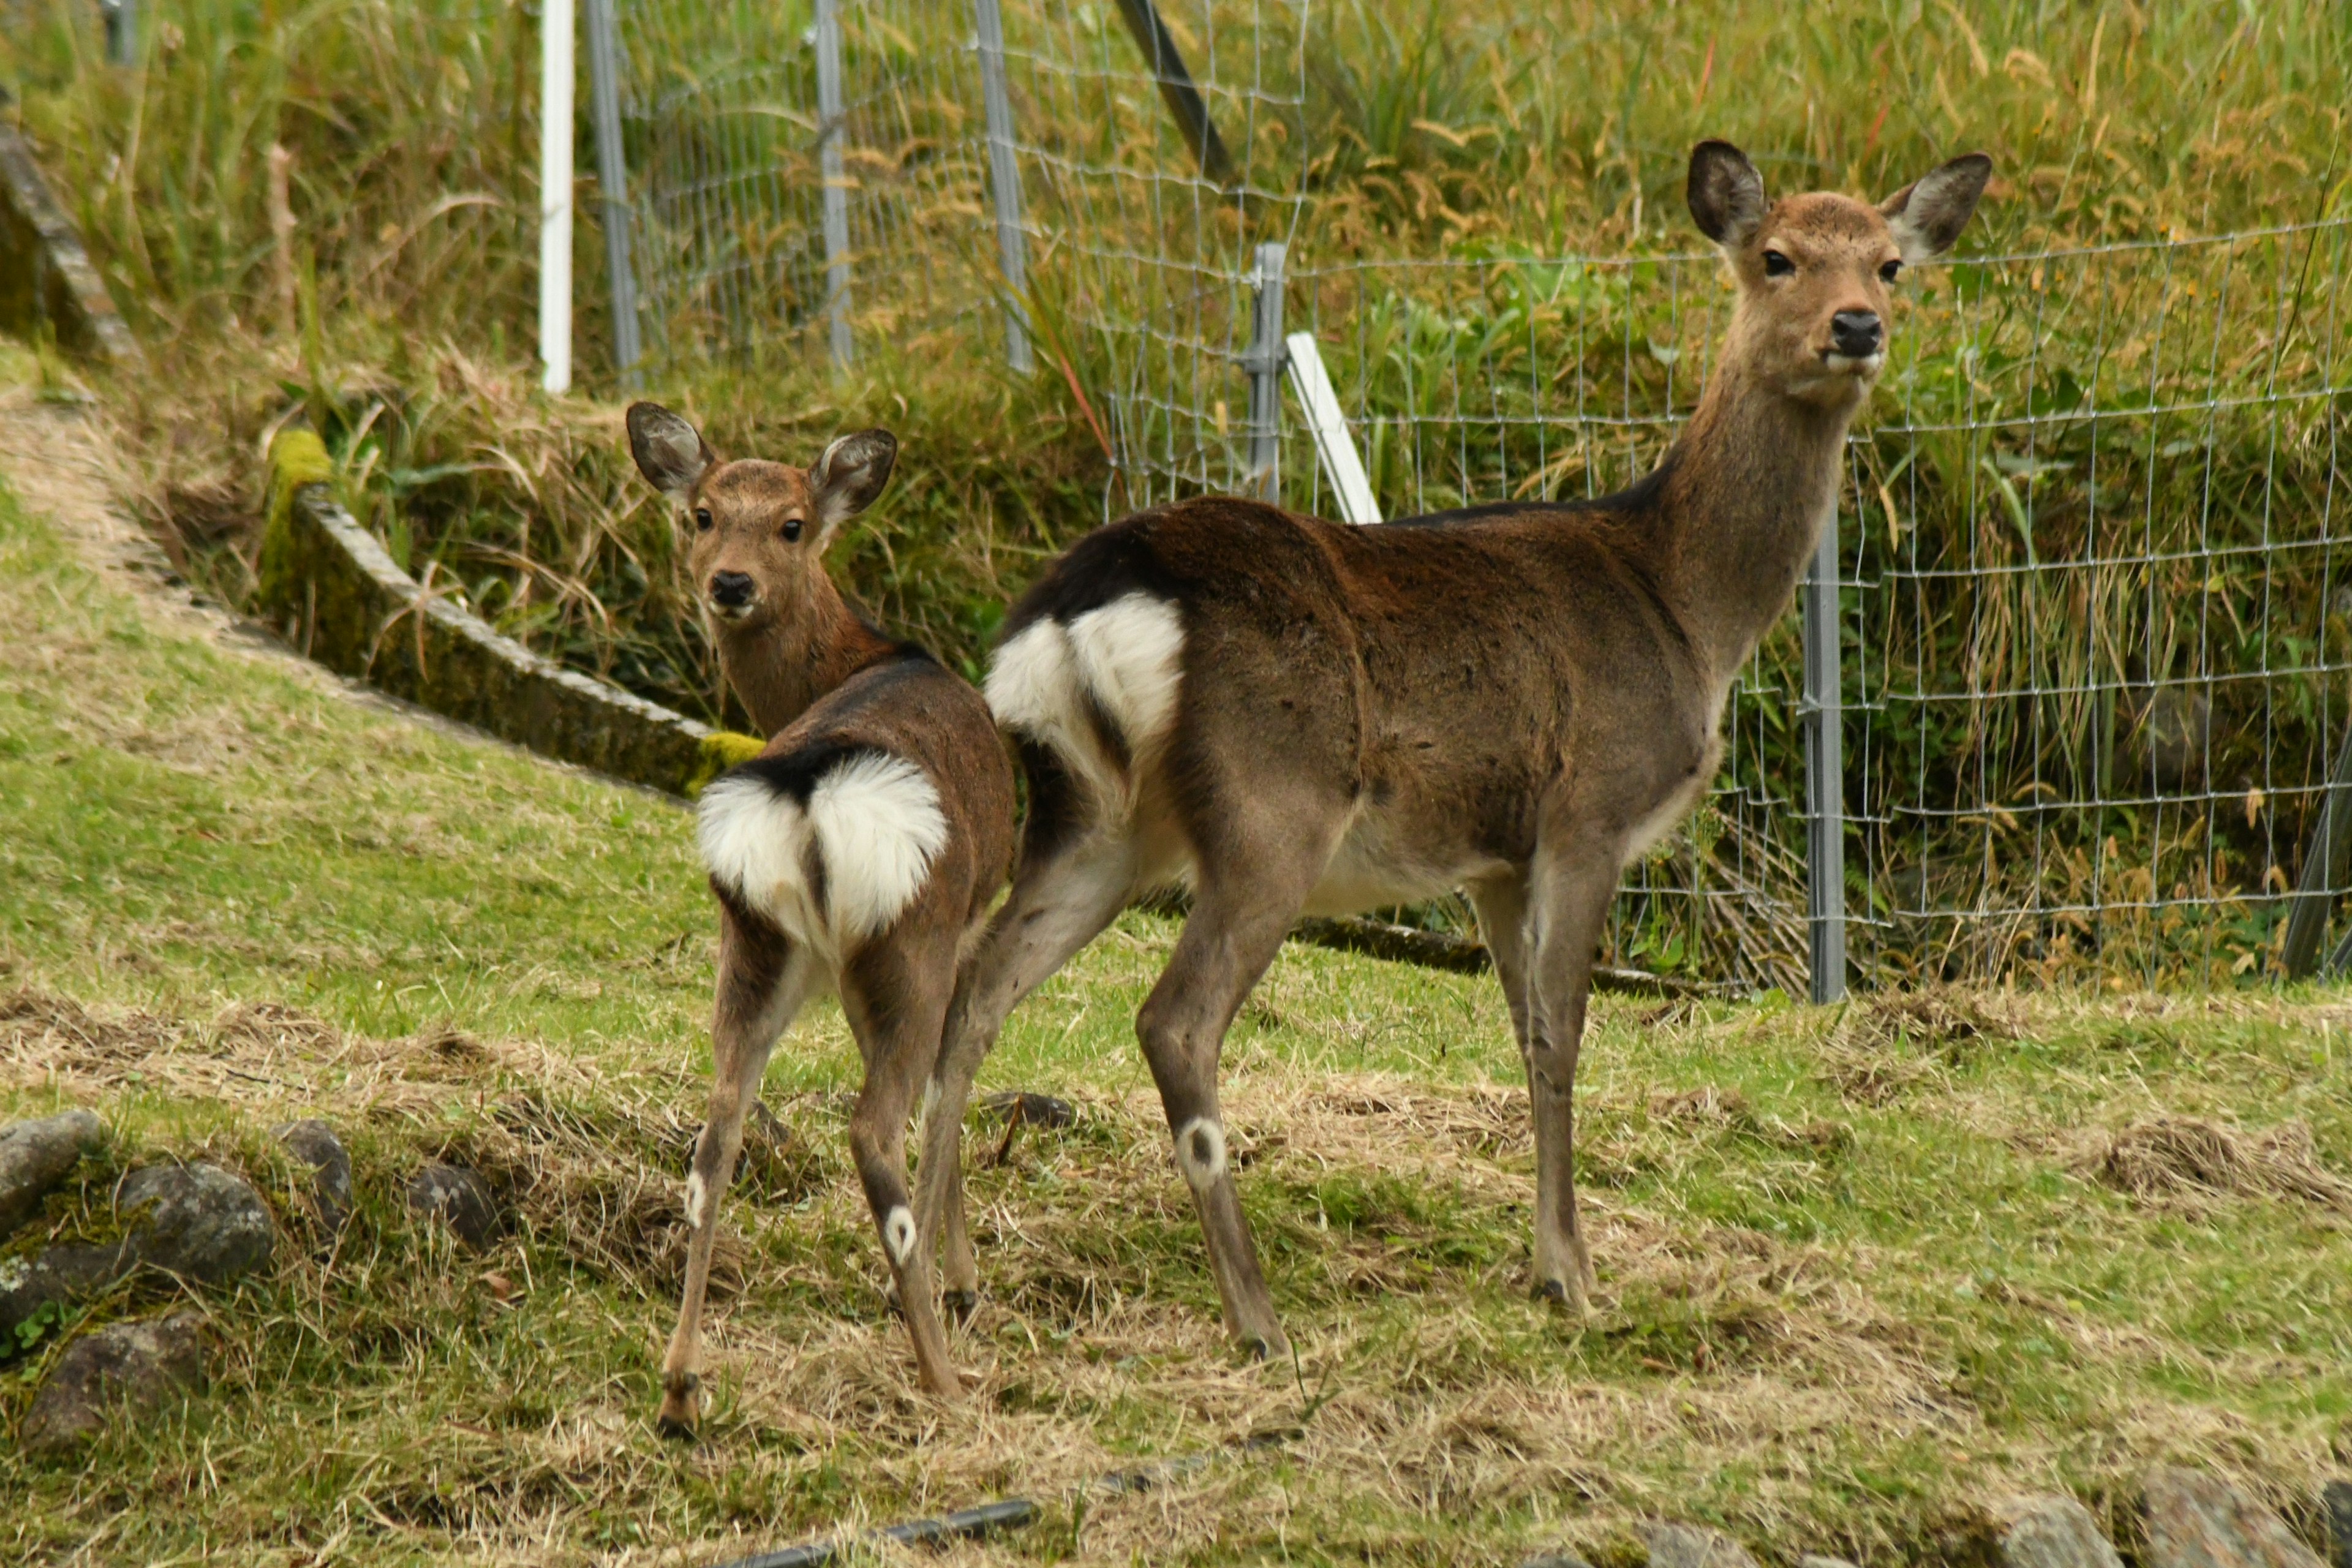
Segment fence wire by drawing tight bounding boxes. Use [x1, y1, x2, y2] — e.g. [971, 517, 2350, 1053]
[615, 1, 2352, 991]
[615, 0, 987, 366]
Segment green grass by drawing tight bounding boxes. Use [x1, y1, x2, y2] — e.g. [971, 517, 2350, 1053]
[3, 402, 2351, 1564]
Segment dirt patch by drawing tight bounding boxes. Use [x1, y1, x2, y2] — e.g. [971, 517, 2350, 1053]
[2095, 1116, 2352, 1211]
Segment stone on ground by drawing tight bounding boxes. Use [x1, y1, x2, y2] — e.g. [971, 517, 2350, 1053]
[272, 1118, 353, 1240]
[1642, 1521, 1760, 1568]
[405, 1162, 497, 1249]
[2144, 1468, 2326, 1568]
[0, 1162, 275, 1333]
[1991, 1494, 2124, 1568]
[0, 1108, 103, 1238]
[2323, 1482, 2352, 1568]
[116, 1163, 279, 1283]
[18, 1310, 205, 1455]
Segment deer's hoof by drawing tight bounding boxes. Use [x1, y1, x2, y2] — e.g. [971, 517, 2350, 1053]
[657, 1371, 700, 1439]
[943, 1288, 978, 1324]
[1531, 1275, 1593, 1314]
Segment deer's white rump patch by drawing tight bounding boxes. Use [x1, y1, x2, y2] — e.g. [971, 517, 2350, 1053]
[986, 592, 1184, 812]
[697, 751, 950, 951]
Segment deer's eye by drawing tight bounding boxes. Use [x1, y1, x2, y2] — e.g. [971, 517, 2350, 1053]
[1763, 250, 1795, 277]
[1879, 259, 1903, 284]
[693, 508, 714, 532]
[782, 518, 804, 542]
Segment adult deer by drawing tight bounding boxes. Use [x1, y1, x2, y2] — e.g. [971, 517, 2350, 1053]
[627, 403, 1015, 1430]
[911, 141, 1991, 1357]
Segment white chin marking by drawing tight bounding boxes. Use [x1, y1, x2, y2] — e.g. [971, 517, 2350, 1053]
[1822, 351, 1883, 376]
[695, 751, 949, 950]
[684, 1171, 710, 1229]
[986, 592, 1183, 813]
[883, 1204, 917, 1267]
[1173, 1117, 1227, 1191]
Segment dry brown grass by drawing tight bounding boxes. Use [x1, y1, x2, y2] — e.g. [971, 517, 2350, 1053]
[2095, 1117, 2352, 1213]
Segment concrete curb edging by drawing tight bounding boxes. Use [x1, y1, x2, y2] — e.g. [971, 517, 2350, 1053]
[0, 119, 141, 366]
[253, 428, 760, 799]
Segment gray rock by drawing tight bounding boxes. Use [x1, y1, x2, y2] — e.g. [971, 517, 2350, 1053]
[18, 1311, 204, 1455]
[2144, 1468, 2325, 1568]
[1642, 1521, 1760, 1568]
[1800, 1556, 1861, 1568]
[405, 1163, 497, 1249]
[271, 1119, 352, 1239]
[115, 1164, 278, 1283]
[0, 1109, 102, 1238]
[2323, 1482, 2352, 1568]
[0, 1162, 275, 1334]
[1991, 1494, 2124, 1568]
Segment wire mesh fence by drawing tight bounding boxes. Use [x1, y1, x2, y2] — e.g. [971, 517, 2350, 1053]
[612, 0, 990, 368]
[608, 1, 2352, 992]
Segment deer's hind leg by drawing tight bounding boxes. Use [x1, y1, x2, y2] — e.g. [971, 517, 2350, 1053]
[1136, 792, 1348, 1360]
[842, 927, 967, 1397]
[914, 820, 1138, 1314]
[661, 903, 816, 1438]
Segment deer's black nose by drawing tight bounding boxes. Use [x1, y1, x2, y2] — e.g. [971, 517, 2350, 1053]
[1831, 310, 1883, 357]
[709, 571, 756, 609]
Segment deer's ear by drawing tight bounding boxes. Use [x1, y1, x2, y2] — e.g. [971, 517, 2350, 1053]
[809, 429, 898, 542]
[627, 402, 716, 500]
[1881, 153, 1992, 263]
[1687, 140, 1767, 250]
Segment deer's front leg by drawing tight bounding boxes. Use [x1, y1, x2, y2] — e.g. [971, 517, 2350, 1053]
[660, 914, 810, 1439]
[1521, 834, 1623, 1311]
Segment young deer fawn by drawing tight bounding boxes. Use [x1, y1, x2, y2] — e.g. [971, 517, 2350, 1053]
[627, 403, 1014, 1428]
[911, 141, 1991, 1357]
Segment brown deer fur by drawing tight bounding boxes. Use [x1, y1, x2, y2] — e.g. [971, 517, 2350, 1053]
[627, 403, 1016, 1425]
[910, 142, 1991, 1357]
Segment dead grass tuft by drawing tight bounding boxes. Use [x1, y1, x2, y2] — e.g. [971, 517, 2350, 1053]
[1836, 989, 2025, 1054]
[2095, 1117, 2352, 1212]
[1817, 987, 2027, 1104]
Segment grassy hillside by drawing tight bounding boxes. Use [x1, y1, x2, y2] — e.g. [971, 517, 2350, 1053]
[3, 401, 2351, 1562]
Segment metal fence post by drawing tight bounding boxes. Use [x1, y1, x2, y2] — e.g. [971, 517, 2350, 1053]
[583, 0, 642, 390]
[1801, 513, 1847, 1003]
[973, 0, 1032, 374]
[99, 0, 135, 64]
[2282, 719, 2352, 976]
[1112, 0, 1232, 186]
[1242, 243, 1285, 502]
[813, 0, 854, 372]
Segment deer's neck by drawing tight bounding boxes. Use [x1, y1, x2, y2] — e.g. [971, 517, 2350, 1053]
[1654, 355, 1858, 682]
[714, 578, 894, 737]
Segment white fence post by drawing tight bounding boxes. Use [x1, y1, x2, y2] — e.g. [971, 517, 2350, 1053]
[1283, 332, 1381, 525]
[583, 0, 641, 390]
[814, 0, 854, 372]
[538, 0, 575, 394]
[1801, 514, 1846, 1003]
[973, 0, 1032, 374]
[1242, 243, 1286, 502]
